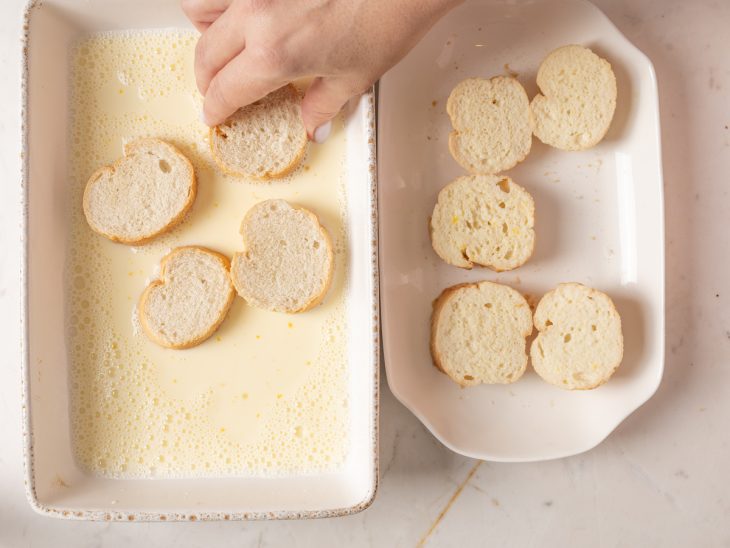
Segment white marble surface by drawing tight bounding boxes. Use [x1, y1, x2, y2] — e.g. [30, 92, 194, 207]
[1, 0, 729, 545]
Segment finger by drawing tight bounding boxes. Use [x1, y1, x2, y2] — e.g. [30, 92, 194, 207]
[181, 0, 232, 33]
[301, 77, 360, 140]
[203, 52, 284, 126]
[194, 4, 246, 95]
[192, 20, 214, 33]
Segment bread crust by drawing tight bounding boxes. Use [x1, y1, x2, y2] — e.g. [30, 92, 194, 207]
[138, 246, 235, 349]
[530, 282, 624, 390]
[82, 138, 197, 244]
[230, 200, 334, 314]
[209, 84, 308, 180]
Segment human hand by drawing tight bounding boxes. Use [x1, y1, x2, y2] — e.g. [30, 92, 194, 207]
[182, 0, 462, 141]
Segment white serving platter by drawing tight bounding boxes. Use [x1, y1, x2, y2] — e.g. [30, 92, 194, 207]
[378, 0, 664, 462]
[22, 0, 378, 520]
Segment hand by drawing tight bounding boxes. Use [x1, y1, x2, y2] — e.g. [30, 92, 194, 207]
[182, 0, 462, 140]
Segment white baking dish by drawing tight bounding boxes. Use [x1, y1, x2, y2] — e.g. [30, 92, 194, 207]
[21, 0, 378, 520]
[379, 0, 663, 462]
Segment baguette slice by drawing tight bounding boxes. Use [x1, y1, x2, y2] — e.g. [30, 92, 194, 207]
[431, 281, 533, 387]
[83, 138, 196, 244]
[139, 246, 235, 349]
[230, 199, 333, 313]
[210, 84, 308, 179]
[447, 76, 533, 174]
[430, 175, 535, 271]
[530, 45, 617, 150]
[530, 283, 623, 389]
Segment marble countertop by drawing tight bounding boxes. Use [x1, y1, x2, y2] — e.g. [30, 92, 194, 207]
[2, 0, 728, 545]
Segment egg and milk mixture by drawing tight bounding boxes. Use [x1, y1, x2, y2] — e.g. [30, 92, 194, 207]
[67, 30, 349, 477]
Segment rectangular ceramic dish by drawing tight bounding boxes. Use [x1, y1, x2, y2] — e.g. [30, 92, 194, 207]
[21, 0, 378, 521]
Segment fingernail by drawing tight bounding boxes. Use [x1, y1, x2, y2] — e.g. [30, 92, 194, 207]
[200, 109, 211, 127]
[312, 121, 332, 144]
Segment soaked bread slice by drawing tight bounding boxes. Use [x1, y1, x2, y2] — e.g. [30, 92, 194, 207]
[530, 45, 617, 150]
[531, 283, 623, 389]
[230, 199, 333, 313]
[83, 138, 196, 244]
[447, 76, 533, 174]
[431, 281, 533, 387]
[430, 175, 535, 271]
[139, 246, 235, 349]
[210, 84, 308, 179]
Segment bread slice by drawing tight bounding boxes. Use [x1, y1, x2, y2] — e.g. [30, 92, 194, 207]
[430, 175, 535, 271]
[139, 246, 235, 349]
[83, 138, 196, 244]
[530, 283, 623, 389]
[447, 76, 533, 174]
[530, 45, 617, 150]
[430, 281, 533, 387]
[210, 84, 308, 179]
[230, 199, 333, 313]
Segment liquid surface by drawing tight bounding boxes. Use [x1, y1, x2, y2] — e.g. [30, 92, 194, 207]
[67, 30, 349, 478]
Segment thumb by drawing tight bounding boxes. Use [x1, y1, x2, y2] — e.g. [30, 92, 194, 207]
[301, 77, 356, 143]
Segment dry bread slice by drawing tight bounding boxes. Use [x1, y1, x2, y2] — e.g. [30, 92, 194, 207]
[531, 283, 623, 390]
[430, 174, 535, 271]
[230, 199, 333, 313]
[447, 76, 533, 174]
[83, 138, 196, 244]
[431, 281, 533, 387]
[139, 246, 235, 349]
[530, 45, 617, 150]
[210, 84, 308, 179]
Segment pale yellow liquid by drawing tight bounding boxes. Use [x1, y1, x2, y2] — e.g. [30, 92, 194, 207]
[67, 30, 349, 478]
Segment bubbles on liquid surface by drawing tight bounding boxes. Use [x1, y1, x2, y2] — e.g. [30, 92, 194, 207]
[68, 29, 351, 479]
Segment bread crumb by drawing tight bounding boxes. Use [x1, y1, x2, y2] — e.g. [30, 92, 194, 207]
[524, 293, 539, 311]
[503, 63, 519, 78]
[53, 475, 70, 488]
